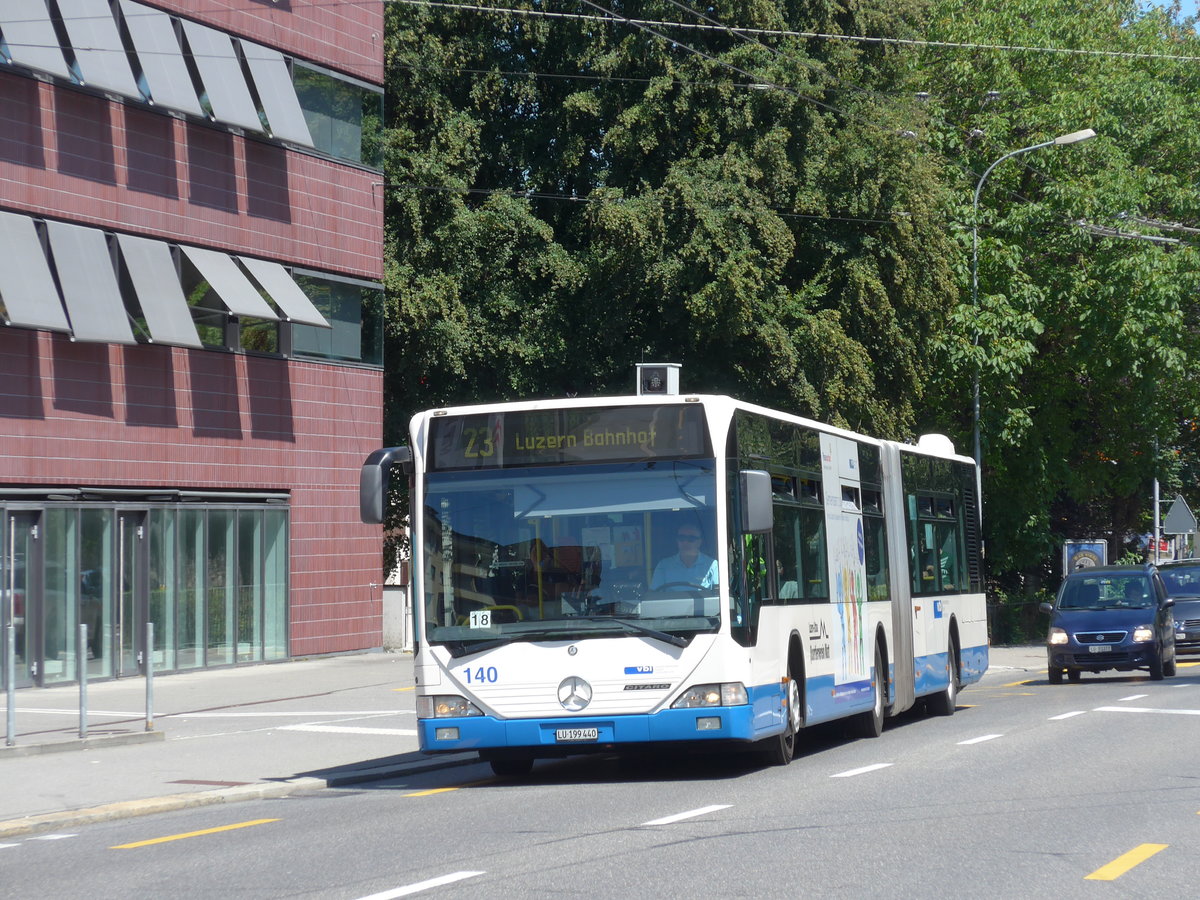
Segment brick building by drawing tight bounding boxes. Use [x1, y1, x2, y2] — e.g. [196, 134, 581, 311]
[0, 0, 386, 688]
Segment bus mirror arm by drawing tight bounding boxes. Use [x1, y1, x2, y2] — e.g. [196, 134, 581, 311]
[360, 446, 413, 525]
[739, 469, 773, 534]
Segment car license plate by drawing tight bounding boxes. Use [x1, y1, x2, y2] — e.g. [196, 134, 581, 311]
[1089, 644, 1111, 654]
[555, 727, 599, 742]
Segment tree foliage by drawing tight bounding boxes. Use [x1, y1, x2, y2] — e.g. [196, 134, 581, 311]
[381, 0, 1200, 584]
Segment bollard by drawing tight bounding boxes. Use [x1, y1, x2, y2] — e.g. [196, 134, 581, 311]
[5, 624, 14, 747]
[79, 623, 88, 740]
[145, 621, 154, 731]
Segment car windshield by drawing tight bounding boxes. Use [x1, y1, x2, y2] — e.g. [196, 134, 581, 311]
[421, 460, 721, 655]
[1059, 574, 1155, 610]
[1160, 565, 1200, 597]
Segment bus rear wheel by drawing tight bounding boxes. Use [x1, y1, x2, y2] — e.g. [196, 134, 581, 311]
[852, 644, 885, 738]
[927, 639, 958, 716]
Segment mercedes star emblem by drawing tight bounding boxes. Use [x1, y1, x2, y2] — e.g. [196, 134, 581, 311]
[558, 676, 593, 711]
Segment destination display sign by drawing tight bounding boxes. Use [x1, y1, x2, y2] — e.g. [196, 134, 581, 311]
[428, 404, 710, 470]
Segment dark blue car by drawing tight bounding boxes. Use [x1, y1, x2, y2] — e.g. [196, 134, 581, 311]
[1040, 564, 1177, 683]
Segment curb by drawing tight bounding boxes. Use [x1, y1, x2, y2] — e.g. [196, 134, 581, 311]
[0, 730, 165, 759]
[0, 753, 479, 840]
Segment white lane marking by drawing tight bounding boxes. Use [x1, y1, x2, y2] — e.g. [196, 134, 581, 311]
[831, 763, 893, 778]
[280, 724, 419, 736]
[957, 734, 1002, 745]
[0, 709, 412, 719]
[642, 805, 731, 826]
[356, 871, 485, 898]
[1095, 706, 1200, 716]
[172, 711, 413, 718]
[0, 708, 142, 718]
[0, 843, 20, 850]
[29, 834, 76, 840]
[1118, 694, 1148, 702]
[1049, 711, 1087, 720]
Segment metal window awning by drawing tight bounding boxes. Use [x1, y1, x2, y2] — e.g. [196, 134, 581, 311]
[117, 0, 203, 116]
[45, 221, 136, 344]
[57, 0, 141, 97]
[239, 257, 329, 327]
[180, 245, 278, 320]
[180, 20, 264, 133]
[0, 0, 72, 79]
[115, 234, 203, 347]
[0, 211, 71, 332]
[242, 40, 314, 147]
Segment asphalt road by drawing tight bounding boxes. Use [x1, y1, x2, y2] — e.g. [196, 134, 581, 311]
[3, 656, 1199, 899]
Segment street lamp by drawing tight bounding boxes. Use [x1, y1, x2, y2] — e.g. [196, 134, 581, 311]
[970, 128, 1097, 516]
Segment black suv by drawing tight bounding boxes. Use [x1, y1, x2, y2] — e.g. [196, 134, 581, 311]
[1157, 559, 1200, 652]
[1040, 564, 1177, 683]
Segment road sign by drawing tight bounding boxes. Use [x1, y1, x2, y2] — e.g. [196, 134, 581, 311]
[1163, 495, 1197, 535]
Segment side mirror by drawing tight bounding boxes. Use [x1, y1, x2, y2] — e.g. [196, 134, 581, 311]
[1039, 601, 1054, 615]
[360, 446, 412, 525]
[739, 470, 773, 534]
[1162, 597, 1175, 609]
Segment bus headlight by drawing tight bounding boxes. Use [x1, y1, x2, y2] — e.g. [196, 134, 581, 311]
[1048, 627, 1068, 645]
[1132, 625, 1154, 643]
[671, 683, 749, 708]
[417, 695, 484, 718]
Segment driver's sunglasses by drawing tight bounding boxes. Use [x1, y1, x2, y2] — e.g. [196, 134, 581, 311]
[677, 534, 701, 542]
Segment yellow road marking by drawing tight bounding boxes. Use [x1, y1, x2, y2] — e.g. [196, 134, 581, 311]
[405, 787, 461, 797]
[1084, 843, 1168, 880]
[112, 819, 279, 849]
[392, 686, 415, 692]
[1004, 679, 1036, 687]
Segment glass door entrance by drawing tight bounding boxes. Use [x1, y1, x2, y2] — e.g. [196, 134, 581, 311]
[118, 511, 148, 678]
[3, 512, 41, 688]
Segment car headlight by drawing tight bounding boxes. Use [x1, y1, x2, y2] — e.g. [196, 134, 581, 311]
[671, 683, 749, 708]
[1048, 627, 1068, 646]
[1132, 625, 1154, 643]
[416, 695, 484, 718]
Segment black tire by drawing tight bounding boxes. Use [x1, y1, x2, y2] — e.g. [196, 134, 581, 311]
[927, 640, 958, 715]
[763, 671, 800, 765]
[1048, 666, 1063, 684]
[488, 756, 534, 777]
[1149, 646, 1165, 681]
[852, 643, 885, 738]
[1067, 668, 1082, 682]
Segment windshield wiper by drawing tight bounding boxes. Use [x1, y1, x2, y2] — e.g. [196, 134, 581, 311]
[443, 618, 691, 657]
[575, 616, 690, 648]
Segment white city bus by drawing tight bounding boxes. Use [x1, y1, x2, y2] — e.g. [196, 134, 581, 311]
[361, 393, 987, 775]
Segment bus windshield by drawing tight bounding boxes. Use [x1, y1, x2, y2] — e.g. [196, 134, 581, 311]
[421, 459, 720, 655]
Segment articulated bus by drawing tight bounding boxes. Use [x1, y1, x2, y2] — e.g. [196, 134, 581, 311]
[361, 393, 986, 775]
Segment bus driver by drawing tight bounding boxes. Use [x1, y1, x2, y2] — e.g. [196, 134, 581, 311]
[651, 524, 719, 590]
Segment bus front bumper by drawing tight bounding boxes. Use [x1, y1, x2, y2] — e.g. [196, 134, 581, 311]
[418, 704, 765, 753]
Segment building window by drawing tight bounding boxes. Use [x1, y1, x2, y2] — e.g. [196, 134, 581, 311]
[291, 271, 384, 366]
[293, 62, 383, 169]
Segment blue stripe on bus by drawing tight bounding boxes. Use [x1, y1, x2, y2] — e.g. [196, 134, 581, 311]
[417, 645, 989, 753]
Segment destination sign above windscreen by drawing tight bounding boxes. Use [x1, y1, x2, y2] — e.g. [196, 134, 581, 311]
[429, 404, 711, 470]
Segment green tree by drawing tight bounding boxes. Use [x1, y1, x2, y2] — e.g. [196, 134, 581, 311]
[382, 0, 960, 443]
[922, 0, 1200, 577]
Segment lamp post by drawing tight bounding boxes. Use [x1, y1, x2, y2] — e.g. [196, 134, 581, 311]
[970, 128, 1097, 517]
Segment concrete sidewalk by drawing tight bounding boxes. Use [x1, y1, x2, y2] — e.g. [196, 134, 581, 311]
[0, 645, 1047, 838]
[0, 651, 476, 838]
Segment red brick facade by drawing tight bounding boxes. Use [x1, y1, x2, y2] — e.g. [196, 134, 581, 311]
[1, 2, 386, 660]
